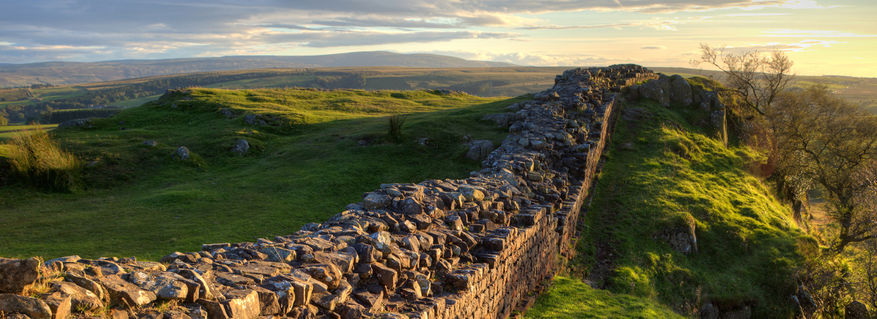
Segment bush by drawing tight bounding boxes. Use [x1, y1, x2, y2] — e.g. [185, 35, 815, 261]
[5, 126, 82, 192]
[388, 114, 407, 143]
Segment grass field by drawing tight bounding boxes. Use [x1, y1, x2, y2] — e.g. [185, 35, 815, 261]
[0, 124, 59, 140]
[0, 88, 520, 260]
[529, 96, 807, 317]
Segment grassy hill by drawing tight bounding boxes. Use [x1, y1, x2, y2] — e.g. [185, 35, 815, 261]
[527, 95, 808, 318]
[0, 67, 565, 125]
[0, 88, 522, 260]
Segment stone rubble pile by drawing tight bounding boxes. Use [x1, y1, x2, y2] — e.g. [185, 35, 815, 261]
[0, 65, 656, 319]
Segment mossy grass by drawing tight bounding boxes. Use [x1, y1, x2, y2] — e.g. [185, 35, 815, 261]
[0, 88, 523, 260]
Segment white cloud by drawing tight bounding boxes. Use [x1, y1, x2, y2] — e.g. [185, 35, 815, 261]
[762, 29, 877, 38]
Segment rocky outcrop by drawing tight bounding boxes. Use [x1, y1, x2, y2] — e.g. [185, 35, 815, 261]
[630, 74, 727, 145]
[0, 65, 657, 319]
[0, 258, 40, 293]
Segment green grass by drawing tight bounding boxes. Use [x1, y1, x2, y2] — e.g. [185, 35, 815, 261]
[525, 276, 685, 319]
[557, 98, 806, 317]
[0, 88, 521, 260]
[108, 94, 162, 108]
[0, 124, 59, 140]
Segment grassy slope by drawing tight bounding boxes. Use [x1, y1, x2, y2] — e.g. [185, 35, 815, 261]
[0, 88, 521, 260]
[526, 276, 684, 319]
[0, 124, 58, 139]
[529, 98, 806, 318]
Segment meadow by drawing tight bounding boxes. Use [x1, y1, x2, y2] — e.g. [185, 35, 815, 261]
[0, 88, 522, 260]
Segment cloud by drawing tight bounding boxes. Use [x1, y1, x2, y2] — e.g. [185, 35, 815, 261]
[521, 18, 681, 31]
[267, 30, 514, 48]
[722, 40, 839, 53]
[641, 45, 667, 50]
[429, 50, 611, 66]
[762, 29, 877, 38]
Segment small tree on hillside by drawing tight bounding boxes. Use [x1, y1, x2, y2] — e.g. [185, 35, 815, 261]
[696, 44, 794, 116]
[0, 113, 8, 126]
[770, 86, 877, 252]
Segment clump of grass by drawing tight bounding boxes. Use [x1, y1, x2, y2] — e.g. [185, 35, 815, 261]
[5, 126, 82, 192]
[388, 114, 407, 143]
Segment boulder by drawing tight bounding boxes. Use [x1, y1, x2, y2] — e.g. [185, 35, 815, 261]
[372, 263, 397, 290]
[223, 290, 260, 319]
[173, 146, 190, 160]
[639, 75, 671, 106]
[0, 294, 52, 319]
[65, 274, 109, 305]
[42, 292, 71, 319]
[243, 114, 267, 126]
[0, 258, 41, 293]
[398, 198, 423, 215]
[465, 140, 494, 161]
[142, 140, 158, 147]
[459, 186, 485, 202]
[98, 275, 157, 307]
[669, 74, 693, 106]
[363, 192, 391, 210]
[219, 108, 235, 119]
[51, 281, 103, 312]
[231, 139, 249, 155]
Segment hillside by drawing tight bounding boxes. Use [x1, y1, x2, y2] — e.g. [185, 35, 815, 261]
[0, 52, 514, 88]
[528, 92, 807, 317]
[0, 88, 522, 259]
[0, 67, 565, 124]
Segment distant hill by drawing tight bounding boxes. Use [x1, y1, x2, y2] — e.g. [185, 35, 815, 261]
[0, 52, 514, 87]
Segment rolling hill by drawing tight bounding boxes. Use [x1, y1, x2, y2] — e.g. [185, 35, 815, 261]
[0, 51, 514, 88]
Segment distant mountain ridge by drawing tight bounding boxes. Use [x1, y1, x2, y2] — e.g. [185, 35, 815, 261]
[0, 51, 514, 87]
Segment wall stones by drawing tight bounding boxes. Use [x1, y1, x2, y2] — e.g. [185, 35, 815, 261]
[0, 65, 657, 319]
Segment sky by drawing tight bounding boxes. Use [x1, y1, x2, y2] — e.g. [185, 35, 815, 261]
[0, 0, 875, 77]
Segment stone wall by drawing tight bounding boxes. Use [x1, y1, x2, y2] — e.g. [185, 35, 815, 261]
[0, 65, 657, 319]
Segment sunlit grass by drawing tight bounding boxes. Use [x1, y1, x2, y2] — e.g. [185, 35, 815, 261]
[525, 276, 684, 319]
[4, 126, 81, 192]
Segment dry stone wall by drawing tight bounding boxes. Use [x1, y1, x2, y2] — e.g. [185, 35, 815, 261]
[0, 65, 657, 319]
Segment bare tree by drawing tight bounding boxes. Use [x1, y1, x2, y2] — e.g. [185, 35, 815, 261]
[770, 86, 877, 252]
[696, 44, 794, 116]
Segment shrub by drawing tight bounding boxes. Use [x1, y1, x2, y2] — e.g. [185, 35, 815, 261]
[5, 126, 82, 192]
[388, 114, 407, 143]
